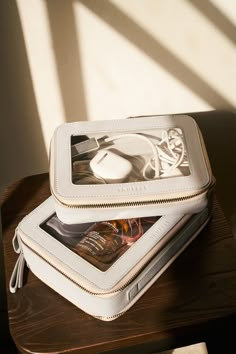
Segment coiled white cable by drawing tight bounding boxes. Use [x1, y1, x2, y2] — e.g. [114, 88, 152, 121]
[156, 129, 187, 173]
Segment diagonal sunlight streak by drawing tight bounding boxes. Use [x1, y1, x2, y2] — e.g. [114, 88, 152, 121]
[190, 0, 236, 47]
[1, 0, 48, 191]
[16, 0, 65, 150]
[78, 0, 235, 110]
[46, 0, 88, 122]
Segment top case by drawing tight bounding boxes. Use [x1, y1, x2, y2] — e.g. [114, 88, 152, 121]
[50, 114, 214, 224]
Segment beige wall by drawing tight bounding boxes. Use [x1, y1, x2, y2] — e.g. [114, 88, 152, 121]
[1, 1, 236, 227]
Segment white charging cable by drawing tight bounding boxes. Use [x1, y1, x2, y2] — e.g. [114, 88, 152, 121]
[140, 129, 188, 177]
[155, 129, 188, 174]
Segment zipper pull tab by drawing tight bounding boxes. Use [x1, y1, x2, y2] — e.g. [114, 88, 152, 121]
[12, 229, 21, 254]
[9, 252, 25, 293]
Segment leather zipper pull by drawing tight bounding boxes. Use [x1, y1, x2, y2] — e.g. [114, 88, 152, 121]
[12, 229, 21, 254]
[9, 252, 25, 293]
[10, 230, 25, 293]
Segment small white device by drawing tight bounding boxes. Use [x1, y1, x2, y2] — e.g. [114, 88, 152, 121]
[90, 150, 132, 183]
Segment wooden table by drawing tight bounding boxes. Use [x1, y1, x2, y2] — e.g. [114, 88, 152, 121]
[2, 173, 236, 354]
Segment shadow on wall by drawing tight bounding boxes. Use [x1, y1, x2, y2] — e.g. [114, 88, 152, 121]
[78, 0, 235, 111]
[46, 0, 87, 122]
[190, 0, 236, 46]
[190, 110, 236, 236]
[0, 0, 48, 192]
[0, 1, 236, 348]
[44, 0, 236, 121]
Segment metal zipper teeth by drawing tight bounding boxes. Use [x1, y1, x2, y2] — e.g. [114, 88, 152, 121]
[21, 238, 138, 296]
[53, 190, 206, 209]
[94, 311, 125, 321]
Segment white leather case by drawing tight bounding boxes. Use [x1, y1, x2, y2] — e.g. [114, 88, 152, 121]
[50, 115, 214, 224]
[10, 197, 210, 321]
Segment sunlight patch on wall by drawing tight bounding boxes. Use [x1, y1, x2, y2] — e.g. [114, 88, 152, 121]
[112, 0, 236, 108]
[74, 1, 212, 121]
[16, 0, 65, 152]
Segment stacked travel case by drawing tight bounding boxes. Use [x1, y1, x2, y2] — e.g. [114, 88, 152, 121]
[10, 114, 215, 321]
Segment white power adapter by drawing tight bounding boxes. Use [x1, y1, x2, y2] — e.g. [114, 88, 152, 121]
[90, 150, 132, 183]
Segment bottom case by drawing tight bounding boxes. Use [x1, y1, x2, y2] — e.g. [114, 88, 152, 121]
[10, 197, 210, 321]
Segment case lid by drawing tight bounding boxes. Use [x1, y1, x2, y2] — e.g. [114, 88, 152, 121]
[50, 115, 212, 208]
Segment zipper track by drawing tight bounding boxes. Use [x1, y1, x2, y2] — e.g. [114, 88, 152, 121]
[21, 238, 138, 296]
[94, 312, 124, 321]
[53, 190, 206, 209]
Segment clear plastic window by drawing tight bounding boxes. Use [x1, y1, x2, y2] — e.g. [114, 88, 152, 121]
[71, 128, 190, 185]
[41, 214, 160, 271]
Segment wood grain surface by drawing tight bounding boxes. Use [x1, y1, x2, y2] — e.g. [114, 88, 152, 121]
[1, 173, 236, 354]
